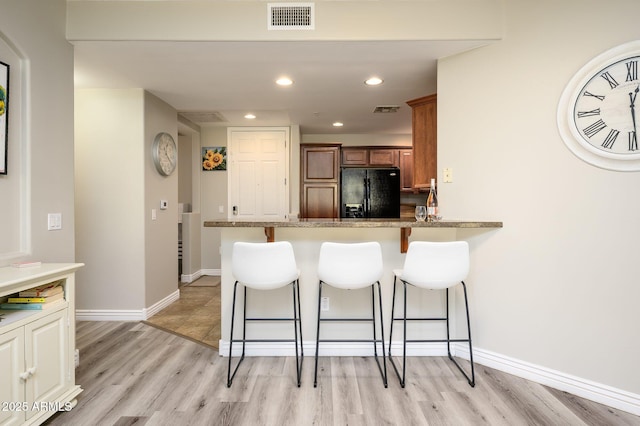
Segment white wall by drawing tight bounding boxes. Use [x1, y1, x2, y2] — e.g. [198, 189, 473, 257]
[75, 89, 178, 312]
[199, 126, 228, 272]
[439, 0, 640, 394]
[75, 89, 146, 310]
[0, 0, 75, 265]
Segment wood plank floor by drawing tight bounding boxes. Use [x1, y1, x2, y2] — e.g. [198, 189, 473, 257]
[43, 321, 639, 425]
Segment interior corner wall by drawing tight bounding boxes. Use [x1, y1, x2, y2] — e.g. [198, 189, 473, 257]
[143, 91, 178, 307]
[0, 0, 75, 265]
[200, 126, 228, 272]
[75, 88, 146, 310]
[438, 0, 640, 394]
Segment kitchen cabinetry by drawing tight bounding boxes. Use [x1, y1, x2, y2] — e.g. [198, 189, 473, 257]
[398, 149, 414, 192]
[300, 144, 341, 218]
[341, 147, 401, 167]
[341, 146, 414, 192]
[407, 94, 437, 190]
[0, 263, 83, 426]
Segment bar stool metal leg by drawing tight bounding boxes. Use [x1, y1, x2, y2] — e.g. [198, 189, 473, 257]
[373, 281, 388, 387]
[292, 279, 303, 387]
[313, 281, 323, 387]
[227, 281, 245, 387]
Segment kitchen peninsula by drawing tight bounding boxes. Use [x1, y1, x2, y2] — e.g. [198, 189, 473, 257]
[205, 218, 502, 357]
[204, 218, 502, 253]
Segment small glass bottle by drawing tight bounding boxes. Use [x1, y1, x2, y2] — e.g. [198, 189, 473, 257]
[427, 178, 438, 222]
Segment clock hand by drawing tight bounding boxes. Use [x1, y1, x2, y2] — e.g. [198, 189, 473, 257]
[630, 85, 639, 133]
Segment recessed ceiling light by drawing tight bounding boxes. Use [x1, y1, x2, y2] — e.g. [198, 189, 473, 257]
[244, 113, 256, 119]
[365, 77, 383, 86]
[276, 77, 293, 86]
[332, 122, 344, 127]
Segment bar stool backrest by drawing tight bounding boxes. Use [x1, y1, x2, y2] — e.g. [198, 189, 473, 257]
[232, 241, 299, 290]
[317, 242, 383, 289]
[400, 241, 469, 289]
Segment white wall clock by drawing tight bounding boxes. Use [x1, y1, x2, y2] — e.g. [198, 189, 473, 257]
[152, 132, 177, 176]
[558, 40, 640, 171]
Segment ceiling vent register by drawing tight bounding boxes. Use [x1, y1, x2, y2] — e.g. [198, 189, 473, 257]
[373, 105, 400, 113]
[268, 3, 315, 30]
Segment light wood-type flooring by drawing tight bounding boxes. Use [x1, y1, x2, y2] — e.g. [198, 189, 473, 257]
[42, 320, 640, 424]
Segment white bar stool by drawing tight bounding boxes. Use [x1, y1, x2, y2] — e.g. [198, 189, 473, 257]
[314, 241, 388, 388]
[388, 241, 475, 387]
[227, 241, 303, 387]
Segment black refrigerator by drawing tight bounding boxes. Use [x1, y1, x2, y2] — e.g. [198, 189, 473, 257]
[341, 167, 400, 218]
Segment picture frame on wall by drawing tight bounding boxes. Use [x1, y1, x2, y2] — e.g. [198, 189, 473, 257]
[202, 146, 227, 171]
[0, 60, 8, 175]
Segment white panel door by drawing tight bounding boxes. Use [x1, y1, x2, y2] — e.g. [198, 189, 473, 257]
[228, 129, 289, 220]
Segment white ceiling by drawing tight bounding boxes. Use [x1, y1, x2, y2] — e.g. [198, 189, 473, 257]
[72, 40, 488, 134]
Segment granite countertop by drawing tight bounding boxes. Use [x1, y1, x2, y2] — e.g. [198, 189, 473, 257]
[203, 218, 503, 229]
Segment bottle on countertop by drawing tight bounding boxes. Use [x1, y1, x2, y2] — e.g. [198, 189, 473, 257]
[427, 178, 438, 222]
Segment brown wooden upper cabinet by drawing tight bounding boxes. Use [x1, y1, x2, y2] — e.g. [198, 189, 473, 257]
[300, 144, 341, 218]
[407, 94, 437, 190]
[341, 146, 413, 192]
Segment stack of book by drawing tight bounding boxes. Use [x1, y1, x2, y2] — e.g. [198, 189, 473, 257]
[0, 280, 65, 310]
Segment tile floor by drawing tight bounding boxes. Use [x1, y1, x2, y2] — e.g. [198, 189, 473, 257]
[144, 275, 221, 348]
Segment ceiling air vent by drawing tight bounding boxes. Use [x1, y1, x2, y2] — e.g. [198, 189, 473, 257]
[179, 111, 228, 124]
[268, 3, 315, 30]
[373, 105, 400, 113]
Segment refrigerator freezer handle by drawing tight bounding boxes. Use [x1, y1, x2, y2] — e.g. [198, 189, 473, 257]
[364, 177, 370, 215]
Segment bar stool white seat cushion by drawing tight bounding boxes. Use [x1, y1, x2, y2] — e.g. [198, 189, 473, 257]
[232, 241, 299, 290]
[394, 241, 469, 290]
[318, 242, 383, 289]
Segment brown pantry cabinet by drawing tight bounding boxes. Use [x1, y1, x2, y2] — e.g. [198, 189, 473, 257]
[300, 144, 341, 218]
[407, 94, 437, 190]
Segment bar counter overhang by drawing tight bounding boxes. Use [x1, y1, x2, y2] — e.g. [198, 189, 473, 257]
[204, 218, 503, 357]
[204, 218, 503, 253]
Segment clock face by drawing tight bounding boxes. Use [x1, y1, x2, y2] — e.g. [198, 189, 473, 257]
[558, 40, 640, 171]
[152, 132, 177, 176]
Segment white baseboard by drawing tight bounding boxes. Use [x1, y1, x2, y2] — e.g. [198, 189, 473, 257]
[469, 345, 640, 417]
[181, 269, 220, 283]
[76, 289, 180, 321]
[218, 340, 640, 416]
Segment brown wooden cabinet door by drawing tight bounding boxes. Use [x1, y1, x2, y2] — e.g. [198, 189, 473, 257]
[302, 184, 339, 218]
[407, 94, 437, 189]
[300, 144, 340, 218]
[341, 148, 368, 165]
[399, 149, 414, 192]
[369, 149, 398, 167]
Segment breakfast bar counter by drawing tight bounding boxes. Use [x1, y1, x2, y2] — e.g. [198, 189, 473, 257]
[204, 218, 502, 252]
[206, 218, 502, 355]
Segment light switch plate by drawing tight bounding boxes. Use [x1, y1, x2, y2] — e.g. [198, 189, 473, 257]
[47, 213, 62, 230]
[443, 168, 453, 183]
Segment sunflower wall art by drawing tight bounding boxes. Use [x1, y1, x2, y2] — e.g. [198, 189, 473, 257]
[202, 147, 226, 171]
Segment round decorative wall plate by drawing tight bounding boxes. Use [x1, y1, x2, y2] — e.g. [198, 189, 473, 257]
[558, 40, 640, 171]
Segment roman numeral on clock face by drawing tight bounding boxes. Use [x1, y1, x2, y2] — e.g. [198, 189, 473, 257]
[629, 131, 638, 151]
[627, 60, 638, 82]
[601, 129, 620, 149]
[577, 108, 600, 118]
[583, 91, 605, 101]
[600, 71, 619, 89]
[583, 119, 607, 138]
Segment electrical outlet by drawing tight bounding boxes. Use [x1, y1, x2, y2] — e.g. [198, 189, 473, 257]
[321, 297, 330, 311]
[74, 349, 80, 368]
